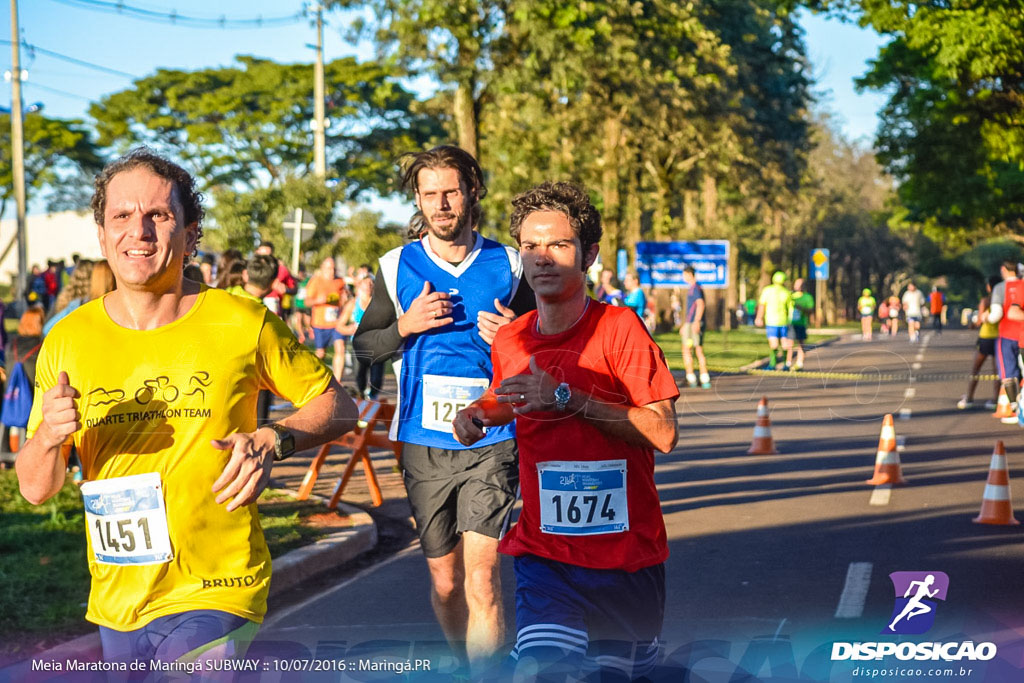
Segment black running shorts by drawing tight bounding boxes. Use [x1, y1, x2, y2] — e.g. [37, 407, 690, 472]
[401, 439, 519, 558]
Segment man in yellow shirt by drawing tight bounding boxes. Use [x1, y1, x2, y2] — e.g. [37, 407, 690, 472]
[16, 149, 359, 667]
[755, 271, 793, 370]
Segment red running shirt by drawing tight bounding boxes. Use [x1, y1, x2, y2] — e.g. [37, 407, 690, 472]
[1005, 279, 1024, 342]
[491, 302, 679, 572]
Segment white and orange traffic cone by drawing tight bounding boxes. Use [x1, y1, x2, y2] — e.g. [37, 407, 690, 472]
[992, 386, 1015, 420]
[747, 396, 778, 455]
[973, 441, 1019, 525]
[866, 414, 907, 485]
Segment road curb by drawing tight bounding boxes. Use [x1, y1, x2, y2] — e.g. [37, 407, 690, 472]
[269, 501, 378, 598]
[9, 501, 377, 670]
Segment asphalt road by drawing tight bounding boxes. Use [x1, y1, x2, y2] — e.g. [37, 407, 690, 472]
[249, 328, 1024, 682]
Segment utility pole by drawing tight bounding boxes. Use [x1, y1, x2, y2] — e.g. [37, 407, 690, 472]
[312, 3, 326, 178]
[9, 0, 27, 302]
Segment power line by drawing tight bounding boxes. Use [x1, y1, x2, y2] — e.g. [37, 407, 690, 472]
[47, 0, 307, 29]
[22, 81, 95, 102]
[0, 39, 138, 79]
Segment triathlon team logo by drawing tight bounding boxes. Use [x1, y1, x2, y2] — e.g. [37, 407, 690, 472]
[883, 571, 949, 635]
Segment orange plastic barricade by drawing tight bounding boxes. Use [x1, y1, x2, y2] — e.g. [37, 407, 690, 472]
[296, 399, 401, 509]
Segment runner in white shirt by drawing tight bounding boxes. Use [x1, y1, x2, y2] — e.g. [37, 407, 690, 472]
[902, 283, 926, 342]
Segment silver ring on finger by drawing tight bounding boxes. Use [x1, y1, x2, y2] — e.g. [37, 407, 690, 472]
[520, 394, 526, 401]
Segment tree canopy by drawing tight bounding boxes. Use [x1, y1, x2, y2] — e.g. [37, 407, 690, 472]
[818, 0, 1024, 235]
[90, 55, 440, 200]
[0, 112, 101, 220]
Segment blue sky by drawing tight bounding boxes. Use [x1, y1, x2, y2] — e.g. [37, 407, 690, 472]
[2, 0, 889, 216]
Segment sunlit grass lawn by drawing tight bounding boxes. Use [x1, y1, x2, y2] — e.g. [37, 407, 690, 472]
[654, 326, 836, 372]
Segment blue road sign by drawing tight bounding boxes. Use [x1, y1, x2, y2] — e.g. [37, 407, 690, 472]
[635, 241, 729, 289]
[811, 248, 830, 280]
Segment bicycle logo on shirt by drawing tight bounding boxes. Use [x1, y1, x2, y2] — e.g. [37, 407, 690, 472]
[134, 376, 179, 405]
[86, 372, 212, 408]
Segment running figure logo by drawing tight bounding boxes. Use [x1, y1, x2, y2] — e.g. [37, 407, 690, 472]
[883, 571, 949, 635]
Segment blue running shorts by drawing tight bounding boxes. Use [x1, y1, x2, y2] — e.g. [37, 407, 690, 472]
[99, 609, 259, 667]
[510, 554, 665, 680]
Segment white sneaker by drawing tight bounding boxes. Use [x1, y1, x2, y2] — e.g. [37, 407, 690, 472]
[985, 400, 998, 410]
[957, 396, 974, 410]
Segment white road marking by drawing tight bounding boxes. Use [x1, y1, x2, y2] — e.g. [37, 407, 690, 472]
[773, 618, 788, 640]
[912, 362, 922, 370]
[899, 409, 912, 420]
[835, 562, 873, 618]
[870, 485, 892, 506]
[904, 388, 916, 398]
[263, 544, 421, 628]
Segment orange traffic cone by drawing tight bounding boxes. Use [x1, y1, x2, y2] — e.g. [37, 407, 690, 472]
[8, 427, 20, 453]
[866, 414, 906, 485]
[992, 386, 1015, 419]
[973, 441, 1019, 525]
[747, 397, 778, 455]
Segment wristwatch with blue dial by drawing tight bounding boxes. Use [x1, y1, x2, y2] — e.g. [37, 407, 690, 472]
[554, 383, 571, 412]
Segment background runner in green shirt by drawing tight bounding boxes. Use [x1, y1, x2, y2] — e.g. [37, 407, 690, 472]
[786, 278, 815, 370]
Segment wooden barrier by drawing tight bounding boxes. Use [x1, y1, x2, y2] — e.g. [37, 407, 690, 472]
[296, 399, 401, 509]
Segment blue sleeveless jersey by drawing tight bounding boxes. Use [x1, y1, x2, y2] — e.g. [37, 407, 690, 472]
[380, 234, 522, 449]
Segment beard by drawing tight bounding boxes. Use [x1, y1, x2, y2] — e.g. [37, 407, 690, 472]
[425, 206, 473, 242]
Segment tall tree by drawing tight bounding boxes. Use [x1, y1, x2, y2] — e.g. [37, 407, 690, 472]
[816, 0, 1024, 234]
[0, 112, 101, 219]
[328, 0, 507, 158]
[90, 55, 440, 199]
[203, 176, 347, 255]
[483, 0, 730, 257]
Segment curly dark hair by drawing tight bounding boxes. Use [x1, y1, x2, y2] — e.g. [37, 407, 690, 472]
[509, 181, 602, 269]
[91, 147, 205, 256]
[399, 145, 486, 229]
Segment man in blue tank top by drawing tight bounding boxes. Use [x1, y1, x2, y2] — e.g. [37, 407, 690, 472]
[353, 146, 535, 673]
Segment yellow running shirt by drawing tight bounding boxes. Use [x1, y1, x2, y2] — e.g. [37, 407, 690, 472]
[759, 284, 792, 327]
[27, 286, 332, 630]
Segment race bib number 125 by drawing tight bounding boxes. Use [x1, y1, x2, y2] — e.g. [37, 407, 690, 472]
[538, 460, 628, 535]
[81, 473, 174, 566]
[421, 374, 489, 432]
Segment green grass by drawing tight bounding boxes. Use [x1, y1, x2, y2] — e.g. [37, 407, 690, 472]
[0, 471, 91, 636]
[257, 488, 334, 557]
[654, 326, 836, 372]
[0, 470, 343, 642]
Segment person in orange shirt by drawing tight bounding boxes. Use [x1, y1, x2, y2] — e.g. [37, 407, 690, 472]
[305, 257, 349, 381]
[929, 286, 945, 334]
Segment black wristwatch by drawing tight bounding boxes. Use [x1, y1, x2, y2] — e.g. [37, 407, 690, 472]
[266, 424, 296, 462]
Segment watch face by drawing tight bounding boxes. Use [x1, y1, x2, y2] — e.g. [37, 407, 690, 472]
[272, 425, 296, 460]
[279, 429, 296, 456]
[555, 384, 570, 403]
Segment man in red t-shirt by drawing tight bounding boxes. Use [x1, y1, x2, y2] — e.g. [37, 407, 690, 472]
[454, 181, 679, 680]
[254, 242, 297, 317]
[1003, 274, 1024, 425]
[929, 286, 945, 334]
